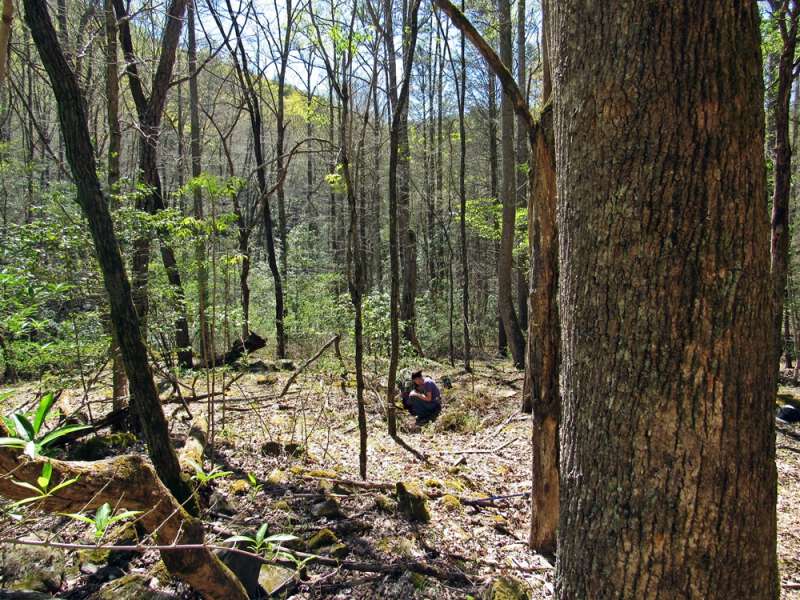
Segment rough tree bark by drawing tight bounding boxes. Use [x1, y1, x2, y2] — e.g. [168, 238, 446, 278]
[550, 2, 778, 598]
[22, 0, 195, 509]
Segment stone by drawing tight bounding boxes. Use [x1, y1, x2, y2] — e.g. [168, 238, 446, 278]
[396, 482, 431, 522]
[0, 538, 66, 593]
[311, 498, 343, 519]
[439, 494, 462, 513]
[256, 375, 277, 385]
[94, 573, 176, 600]
[267, 469, 288, 485]
[0, 592, 58, 599]
[483, 575, 531, 600]
[258, 564, 295, 596]
[229, 479, 250, 495]
[327, 543, 349, 559]
[306, 528, 338, 550]
[374, 494, 397, 514]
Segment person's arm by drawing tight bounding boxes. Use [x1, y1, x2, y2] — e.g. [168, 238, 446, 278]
[410, 384, 434, 402]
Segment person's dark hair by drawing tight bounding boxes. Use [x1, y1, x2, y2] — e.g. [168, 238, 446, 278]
[411, 370, 423, 380]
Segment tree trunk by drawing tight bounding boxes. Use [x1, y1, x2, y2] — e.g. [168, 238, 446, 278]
[770, 1, 799, 367]
[550, 2, 778, 598]
[515, 0, 528, 333]
[113, 0, 193, 369]
[188, 0, 211, 366]
[23, 0, 195, 511]
[104, 0, 127, 417]
[458, 0, 471, 371]
[497, 0, 525, 368]
[0, 0, 14, 84]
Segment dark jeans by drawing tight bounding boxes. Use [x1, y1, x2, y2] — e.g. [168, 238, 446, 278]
[403, 393, 441, 420]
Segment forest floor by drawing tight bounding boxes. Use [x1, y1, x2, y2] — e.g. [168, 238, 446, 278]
[0, 353, 799, 599]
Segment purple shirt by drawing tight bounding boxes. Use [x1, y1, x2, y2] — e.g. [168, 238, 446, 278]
[422, 378, 441, 404]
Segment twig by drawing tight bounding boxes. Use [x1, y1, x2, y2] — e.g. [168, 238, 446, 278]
[280, 335, 341, 397]
[440, 438, 517, 455]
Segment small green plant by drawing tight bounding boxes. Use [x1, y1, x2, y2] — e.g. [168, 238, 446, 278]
[188, 460, 232, 487]
[63, 502, 141, 542]
[8, 461, 79, 509]
[225, 524, 310, 567]
[247, 472, 263, 496]
[0, 393, 91, 458]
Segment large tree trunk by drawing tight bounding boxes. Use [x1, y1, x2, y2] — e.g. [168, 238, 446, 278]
[23, 0, 194, 510]
[496, 0, 525, 368]
[0, 0, 14, 84]
[550, 2, 778, 598]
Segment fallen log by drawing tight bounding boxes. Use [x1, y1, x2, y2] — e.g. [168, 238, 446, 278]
[0, 447, 247, 600]
[212, 331, 267, 366]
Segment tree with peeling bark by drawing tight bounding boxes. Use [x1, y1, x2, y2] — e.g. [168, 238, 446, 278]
[550, 2, 778, 597]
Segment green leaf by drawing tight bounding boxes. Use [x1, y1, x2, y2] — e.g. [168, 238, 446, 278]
[0, 437, 26, 448]
[37, 462, 52, 490]
[61, 512, 95, 525]
[38, 424, 91, 447]
[11, 479, 42, 494]
[12, 414, 34, 442]
[33, 393, 55, 434]
[48, 476, 80, 495]
[255, 523, 269, 545]
[224, 535, 256, 545]
[107, 510, 141, 526]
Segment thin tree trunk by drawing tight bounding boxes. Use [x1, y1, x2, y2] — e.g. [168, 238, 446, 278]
[515, 0, 528, 333]
[458, 0, 471, 371]
[550, 2, 778, 597]
[113, 0, 193, 369]
[0, 0, 14, 84]
[771, 1, 799, 367]
[497, 0, 525, 368]
[188, 0, 211, 366]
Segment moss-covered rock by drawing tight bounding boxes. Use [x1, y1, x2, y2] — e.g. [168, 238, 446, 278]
[0, 537, 66, 593]
[311, 498, 343, 519]
[396, 481, 431, 522]
[306, 528, 339, 550]
[267, 468, 288, 485]
[374, 494, 397, 513]
[483, 575, 531, 600]
[71, 432, 137, 460]
[258, 564, 295, 596]
[273, 499, 292, 512]
[229, 479, 250, 495]
[439, 494, 462, 513]
[95, 573, 176, 599]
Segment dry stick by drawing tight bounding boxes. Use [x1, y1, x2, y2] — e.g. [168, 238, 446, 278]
[439, 437, 517, 455]
[280, 335, 341, 397]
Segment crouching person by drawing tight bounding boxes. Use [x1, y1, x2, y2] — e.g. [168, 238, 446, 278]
[401, 369, 442, 426]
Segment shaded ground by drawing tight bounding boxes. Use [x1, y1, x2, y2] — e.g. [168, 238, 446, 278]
[0, 355, 798, 598]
